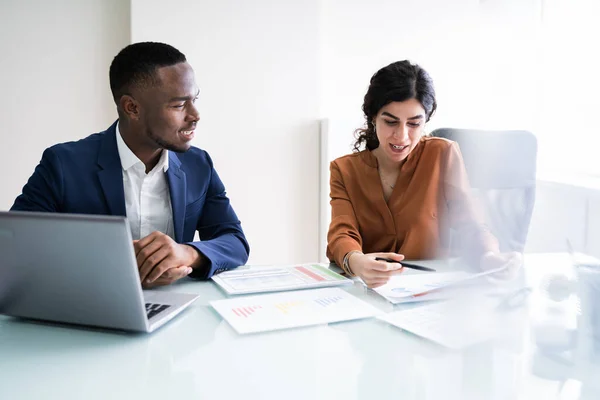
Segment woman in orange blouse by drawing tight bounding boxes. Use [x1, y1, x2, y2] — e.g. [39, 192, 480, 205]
[326, 60, 520, 287]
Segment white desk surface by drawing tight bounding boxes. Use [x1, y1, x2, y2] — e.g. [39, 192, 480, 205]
[2, 253, 600, 400]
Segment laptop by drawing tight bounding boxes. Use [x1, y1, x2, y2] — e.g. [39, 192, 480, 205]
[0, 211, 199, 332]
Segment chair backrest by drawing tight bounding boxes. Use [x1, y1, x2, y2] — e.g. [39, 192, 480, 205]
[431, 128, 537, 252]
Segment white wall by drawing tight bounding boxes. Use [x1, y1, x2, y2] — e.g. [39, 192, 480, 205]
[131, 0, 322, 264]
[320, 0, 600, 176]
[0, 0, 130, 210]
[320, 0, 541, 151]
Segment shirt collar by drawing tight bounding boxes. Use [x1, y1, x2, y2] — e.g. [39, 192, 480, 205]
[115, 122, 169, 173]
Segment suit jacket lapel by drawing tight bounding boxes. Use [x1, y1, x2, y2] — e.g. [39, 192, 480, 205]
[166, 152, 186, 243]
[97, 122, 127, 216]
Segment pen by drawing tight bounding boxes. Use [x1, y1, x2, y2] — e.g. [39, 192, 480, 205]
[374, 257, 437, 272]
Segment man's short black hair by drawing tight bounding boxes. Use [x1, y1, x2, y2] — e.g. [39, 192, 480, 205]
[109, 42, 187, 104]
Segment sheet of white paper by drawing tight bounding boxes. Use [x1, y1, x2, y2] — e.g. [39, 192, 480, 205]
[211, 263, 352, 295]
[378, 298, 502, 349]
[373, 266, 508, 304]
[210, 288, 382, 334]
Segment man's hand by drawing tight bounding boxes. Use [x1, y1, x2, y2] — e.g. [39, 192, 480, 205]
[133, 231, 202, 288]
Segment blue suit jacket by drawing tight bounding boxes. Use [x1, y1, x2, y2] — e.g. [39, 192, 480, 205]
[11, 122, 249, 278]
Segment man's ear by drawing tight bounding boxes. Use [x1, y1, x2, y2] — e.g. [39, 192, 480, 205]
[120, 95, 140, 121]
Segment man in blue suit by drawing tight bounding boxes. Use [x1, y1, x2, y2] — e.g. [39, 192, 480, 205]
[11, 42, 249, 287]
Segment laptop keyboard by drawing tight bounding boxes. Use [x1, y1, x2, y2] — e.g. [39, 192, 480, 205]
[145, 303, 171, 319]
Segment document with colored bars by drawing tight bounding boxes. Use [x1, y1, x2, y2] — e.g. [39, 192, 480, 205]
[373, 265, 509, 304]
[211, 263, 352, 295]
[210, 288, 381, 334]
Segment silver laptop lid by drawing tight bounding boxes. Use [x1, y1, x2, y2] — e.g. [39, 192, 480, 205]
[0, 211, 148, 331]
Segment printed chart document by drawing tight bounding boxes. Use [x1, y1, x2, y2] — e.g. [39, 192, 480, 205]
[210, 288, 381, 334]
[212, 263, 352, 295]
[373, 266, 508, 304]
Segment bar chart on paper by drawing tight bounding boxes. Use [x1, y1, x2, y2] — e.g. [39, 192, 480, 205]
[210, 288, 381, 334]
[374, 266, 509, 304]
[231, 305, 263, 318]
[211, 263, 352, 295]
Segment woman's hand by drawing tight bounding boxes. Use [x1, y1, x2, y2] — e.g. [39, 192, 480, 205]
[480, 251, 523, 281]
[348, 252, 405, 288]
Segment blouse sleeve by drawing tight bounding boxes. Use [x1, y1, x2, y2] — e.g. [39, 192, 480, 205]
[326, 161, 363, 268]
[442, 142, 499, 265]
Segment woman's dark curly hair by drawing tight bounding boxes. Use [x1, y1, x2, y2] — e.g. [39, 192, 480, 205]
[353, 60, 437, 152]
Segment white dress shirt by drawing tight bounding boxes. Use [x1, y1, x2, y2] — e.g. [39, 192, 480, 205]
[116, 124, 175, 241]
